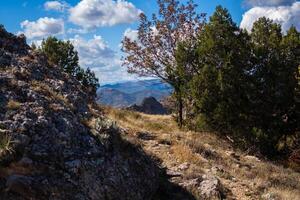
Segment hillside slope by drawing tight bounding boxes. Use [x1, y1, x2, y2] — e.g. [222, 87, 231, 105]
[105, 107, 300, 200]
[0, 26, 159, 199]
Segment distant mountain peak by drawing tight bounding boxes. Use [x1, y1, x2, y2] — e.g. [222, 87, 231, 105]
[97, 79, 173, 107]
[127, 96, 168, 115]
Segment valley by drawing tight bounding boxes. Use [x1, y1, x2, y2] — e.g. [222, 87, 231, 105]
[97, 79, 172, 107]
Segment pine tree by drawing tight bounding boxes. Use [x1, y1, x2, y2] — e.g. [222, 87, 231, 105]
[41, 37, 79, 76]
[249, 18, 300, 153]
[191, 6, 251, 134]
[82, 68, 100, 97]
[40, 37, 99, 97]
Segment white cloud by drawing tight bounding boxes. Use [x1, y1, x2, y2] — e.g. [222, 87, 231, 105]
[244, 0, 296, 7]
[69, 35, 136, 84]
[67, 28, 89, 34]
[122, 26, 157, 45]
[70, 35, 116, 66]
[93, 67, 140, 84]
[20, 17, 64, 39]
[69, 0, 142, 29]
[29, 39, 43, 47]
[44, 1, 69, 12]
[123, 28, 138, 42]
[240, 2, 300, 32]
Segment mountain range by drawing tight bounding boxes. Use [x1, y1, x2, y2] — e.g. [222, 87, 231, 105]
[97, 79, 173, 107]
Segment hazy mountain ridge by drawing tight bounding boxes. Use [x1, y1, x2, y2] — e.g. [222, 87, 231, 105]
[97, 79, 173, 107]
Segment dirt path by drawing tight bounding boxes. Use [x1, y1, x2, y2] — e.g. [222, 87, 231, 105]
[128, 130, 257, 200]
[105, 108, 300, 200]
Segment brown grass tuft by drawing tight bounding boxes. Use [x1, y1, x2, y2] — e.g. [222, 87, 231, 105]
[0, 134, 14, 154]
[6, 99, 21, 110]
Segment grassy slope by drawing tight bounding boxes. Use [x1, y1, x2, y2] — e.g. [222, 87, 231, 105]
[104, 107, 300, 200]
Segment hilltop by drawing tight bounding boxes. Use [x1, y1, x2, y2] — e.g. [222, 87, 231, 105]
[0, 26, 159, 199]
[105, 107, 300, 200]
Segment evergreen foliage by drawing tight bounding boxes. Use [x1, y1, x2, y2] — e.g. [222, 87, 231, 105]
[190, 6, 251, 134]
[189, 8, 300, 154]
[122, 1, 300, 155]
[39, 37, 99, 97]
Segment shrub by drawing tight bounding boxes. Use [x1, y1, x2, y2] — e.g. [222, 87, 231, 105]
[0, 134, 13, 154]
[6, 99, 21, 110]
[39, 37, 99, 97]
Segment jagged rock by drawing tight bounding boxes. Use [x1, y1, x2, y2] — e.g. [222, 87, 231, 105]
[199, 175, 224, 200]
[0, 49, 11, 66]
[167, 169, 183, 177]
[177, 162, 190, 171]
[5, 175, 34, 198]
[262, 192, 280, 200]
[179, 174, 225, 200]
[289, 148, 300, 171]
[179, 177, 202, 188]
[0, 26, 159, 199]
[127, 96, 168, 115]
[136, 131, 155, 140]
[244, 155, 260, 162]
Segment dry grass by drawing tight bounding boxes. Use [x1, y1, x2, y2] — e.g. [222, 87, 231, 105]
[0, 134, 14, 154]
[30, 80, 72, 109]
[104, 106, 178, 134]
[6, 99, 21, 110]
[81, 118, 96, 129]
[171, 144, 208, 167]
[268, 187, 300, 200]
[105, 106, 300, 200]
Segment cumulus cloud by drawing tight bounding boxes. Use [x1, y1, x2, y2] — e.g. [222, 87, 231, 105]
[44, 1, 69, 12]
[122, 26, 158, 43]
[69, 35, 135, 83]
[67, 28, 89, 34]
[69, 0, 142, 29]
[70, 35, 116, 66]
[244, 0, 296, 7]
[123, 28, 139, 41]
[240, 2, 300, 32]
[20, 17, 64, 39]
[93, 67, 140, 84]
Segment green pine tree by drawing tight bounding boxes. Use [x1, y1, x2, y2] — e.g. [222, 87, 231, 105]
[247, 18, 300, 154]
[40, 37, 99, 97]
[191, 6, 251, 135]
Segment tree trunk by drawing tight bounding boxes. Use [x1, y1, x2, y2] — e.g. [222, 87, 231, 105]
[178, 95, 183, 128]
[175, 88, 183, 128]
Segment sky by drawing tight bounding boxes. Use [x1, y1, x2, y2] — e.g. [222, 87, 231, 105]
[0, 0, 299, 84]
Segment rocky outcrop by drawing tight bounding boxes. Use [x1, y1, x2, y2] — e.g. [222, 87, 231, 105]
[0, 26, 158, 199]
[127, 96, 168, 115]
[289, 148, 300, 171]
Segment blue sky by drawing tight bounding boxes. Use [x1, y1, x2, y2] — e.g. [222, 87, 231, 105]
[0, 0, 299, 84]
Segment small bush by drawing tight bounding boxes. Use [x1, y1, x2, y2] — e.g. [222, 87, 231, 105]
[6, 99, 21, 110]
[0, 134, 13, 153]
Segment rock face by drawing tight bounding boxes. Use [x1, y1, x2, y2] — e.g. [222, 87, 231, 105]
[289, 148, 300, 171]
[0, 26, 158, 199]
[128, 97, 168, 115]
